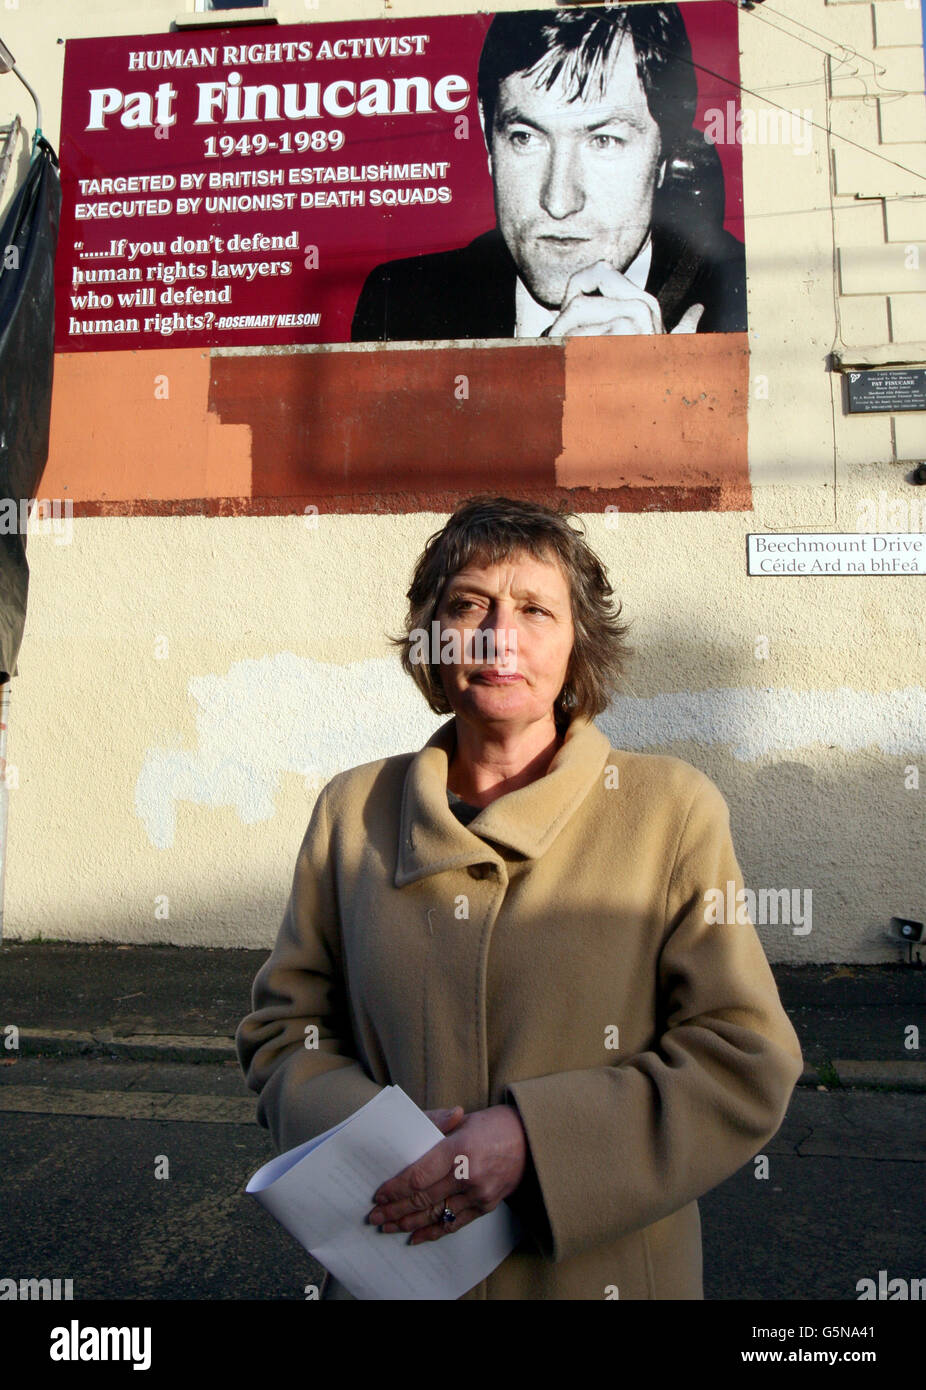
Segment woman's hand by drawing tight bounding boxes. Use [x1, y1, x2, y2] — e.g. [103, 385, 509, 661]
[367, 1104, 528, 1244]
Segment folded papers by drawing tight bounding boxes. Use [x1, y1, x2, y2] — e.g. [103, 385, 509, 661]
[245, 1084, 522, 1300]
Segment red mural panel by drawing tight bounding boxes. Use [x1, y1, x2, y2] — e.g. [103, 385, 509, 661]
[57, 5, 745, 352]
[47, 5, 752, 513]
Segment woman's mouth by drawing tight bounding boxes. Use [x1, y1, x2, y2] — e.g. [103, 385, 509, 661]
[473, 671, 523, 684]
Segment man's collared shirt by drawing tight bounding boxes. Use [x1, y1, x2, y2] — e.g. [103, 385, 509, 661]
[514, 235, 653, 338]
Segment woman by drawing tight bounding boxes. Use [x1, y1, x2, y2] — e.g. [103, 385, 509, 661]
[236, 495, 803, 1300]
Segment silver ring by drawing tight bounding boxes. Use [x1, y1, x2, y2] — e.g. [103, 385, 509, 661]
[440, 1205, 455, 1225]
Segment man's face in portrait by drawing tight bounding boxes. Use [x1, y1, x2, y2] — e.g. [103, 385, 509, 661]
[482, 33, 665, 311]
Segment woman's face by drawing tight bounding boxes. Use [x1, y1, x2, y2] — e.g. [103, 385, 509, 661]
[433, 549, 575, 730]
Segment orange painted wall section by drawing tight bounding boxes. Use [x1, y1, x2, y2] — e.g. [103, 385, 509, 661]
[44, 349, 252, 506]
[557, 334, 750, 501]
[41, 338, 750, 514]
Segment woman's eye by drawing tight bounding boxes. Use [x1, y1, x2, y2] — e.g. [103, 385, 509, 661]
[448, 599, 546, 615]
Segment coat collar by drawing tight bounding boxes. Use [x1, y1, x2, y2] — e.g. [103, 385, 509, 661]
[395, 714, 612, 887]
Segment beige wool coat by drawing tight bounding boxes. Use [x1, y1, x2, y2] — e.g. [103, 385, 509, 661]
[236, 713, 804, 1300]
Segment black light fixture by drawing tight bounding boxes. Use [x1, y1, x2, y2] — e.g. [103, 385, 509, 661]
[887, 916, 926, 966]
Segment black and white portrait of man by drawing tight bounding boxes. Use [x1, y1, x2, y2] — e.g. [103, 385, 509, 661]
[351, 5, 746, 342]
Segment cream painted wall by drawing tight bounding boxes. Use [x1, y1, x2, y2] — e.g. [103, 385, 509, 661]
[1, 0, 924, 960]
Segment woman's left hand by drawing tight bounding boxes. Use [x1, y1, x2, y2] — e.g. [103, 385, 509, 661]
[367, 1104, 528, 1244]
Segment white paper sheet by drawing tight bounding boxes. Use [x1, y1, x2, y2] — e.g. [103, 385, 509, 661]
[246, 1085, 522, 1300]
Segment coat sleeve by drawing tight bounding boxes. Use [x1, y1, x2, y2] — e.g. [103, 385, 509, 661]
[502, 774, 804, 1264]
[235, 781, 384, 1153]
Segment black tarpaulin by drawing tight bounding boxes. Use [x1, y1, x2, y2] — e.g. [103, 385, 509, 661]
[0, 136, 61, 682]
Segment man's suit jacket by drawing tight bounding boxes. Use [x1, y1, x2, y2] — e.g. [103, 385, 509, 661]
[351, 223, 747, 341]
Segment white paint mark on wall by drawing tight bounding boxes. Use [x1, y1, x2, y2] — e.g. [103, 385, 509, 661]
[135, 655, 926, 847]
[135, 653, 442, 848]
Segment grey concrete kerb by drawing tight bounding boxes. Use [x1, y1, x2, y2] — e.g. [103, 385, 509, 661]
[14, 1028, 237, 1064]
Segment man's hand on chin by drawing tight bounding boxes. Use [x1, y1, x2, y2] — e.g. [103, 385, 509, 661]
[542, 259, 705, 337]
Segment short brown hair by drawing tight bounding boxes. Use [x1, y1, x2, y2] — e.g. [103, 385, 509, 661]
[388, 495, 633, 727]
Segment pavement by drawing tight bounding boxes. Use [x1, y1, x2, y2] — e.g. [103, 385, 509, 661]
[0, 943, 924, 1300]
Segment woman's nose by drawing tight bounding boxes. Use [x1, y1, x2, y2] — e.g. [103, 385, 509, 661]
[488, 625, 516, 663]
[468, 614, 517, 664]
